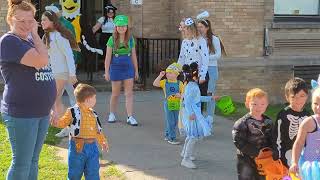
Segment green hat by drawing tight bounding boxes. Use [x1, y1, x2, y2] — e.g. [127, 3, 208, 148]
[114, 15, 128, 26]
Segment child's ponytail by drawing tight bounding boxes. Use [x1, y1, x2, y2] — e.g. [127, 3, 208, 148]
[182, 62, 199, 83]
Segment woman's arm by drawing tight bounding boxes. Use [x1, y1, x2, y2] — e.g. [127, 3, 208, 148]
[92, 17, 104, 34]
[21, 20, 48, 69]
[131, 47, 139, 80]
[92, 23, 102, 34]
[104, 46, 113, 81]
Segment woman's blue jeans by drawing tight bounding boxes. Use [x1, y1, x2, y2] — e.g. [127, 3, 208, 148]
[2, 114, 50, 180]
[207, 66, 219, 117]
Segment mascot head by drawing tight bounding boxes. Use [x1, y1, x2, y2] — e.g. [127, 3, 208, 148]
[60, 0, 81, 19]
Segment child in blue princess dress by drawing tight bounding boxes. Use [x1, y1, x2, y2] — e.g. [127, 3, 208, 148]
[180, 62, 218, 169]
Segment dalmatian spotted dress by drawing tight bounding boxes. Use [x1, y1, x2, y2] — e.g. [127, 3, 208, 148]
[177, 37, 209, 81]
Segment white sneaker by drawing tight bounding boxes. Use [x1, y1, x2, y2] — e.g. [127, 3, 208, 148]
[55, 127, 70, 137]
[181, 159, 196, 169]
[168, 140, 180, 145]
[127, 116, 138, 126]
[180, 152, 195, 161]
[107, 113, 116, 123]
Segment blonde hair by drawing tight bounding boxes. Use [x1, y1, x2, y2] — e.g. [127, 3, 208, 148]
[184, 18, 199, 39]
[6, 0, 36, 25]
[245, 88, 268, 106]
[74, 84, 97, 103]
[312, 87, 320, 102]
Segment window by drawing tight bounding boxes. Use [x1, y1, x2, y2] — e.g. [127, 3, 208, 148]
[274, 0, 319, 16]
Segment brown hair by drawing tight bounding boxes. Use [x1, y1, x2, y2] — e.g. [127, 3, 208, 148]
[74, 83, 97, 103]
[113, 26, 131, 50]
[198, 19, 227, 56]
[6, 0, 36, 25]
[285, 77, 308, 99]
[42, 11, 79, 50]
[245, 88, 268, 108]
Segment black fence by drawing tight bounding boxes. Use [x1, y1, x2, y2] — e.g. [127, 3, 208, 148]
[136, 38, 181, 87]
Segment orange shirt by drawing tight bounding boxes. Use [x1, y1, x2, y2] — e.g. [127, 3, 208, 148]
[56, 103, 107, 147]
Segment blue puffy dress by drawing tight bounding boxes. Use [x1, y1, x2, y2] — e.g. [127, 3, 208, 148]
[298, 116, 320, 180]
[182, 81, 213, 138]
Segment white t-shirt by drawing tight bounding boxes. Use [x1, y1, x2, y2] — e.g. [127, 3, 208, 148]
[97, 17, 115, 33]
[208, 35, 221, 67]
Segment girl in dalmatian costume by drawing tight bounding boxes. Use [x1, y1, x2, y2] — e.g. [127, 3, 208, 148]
[177, 17, 209, 100]
[289, 80, 320, 180]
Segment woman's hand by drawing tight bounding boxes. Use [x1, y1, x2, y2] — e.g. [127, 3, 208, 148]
[31, 19, 39, 36]
[104, 72, 110, 81]
[69, 76, 78, 85]
[135, 71, 139, 81]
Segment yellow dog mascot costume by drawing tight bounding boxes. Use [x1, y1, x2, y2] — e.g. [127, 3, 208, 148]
[60, 0, 103, 57]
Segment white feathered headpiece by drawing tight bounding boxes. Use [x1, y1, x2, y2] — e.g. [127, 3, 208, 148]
[196, 11, 209, 20]
[311, 74, 320, 89]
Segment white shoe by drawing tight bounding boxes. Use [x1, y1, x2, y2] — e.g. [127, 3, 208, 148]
[55, 128, 70, 137]
[181, 159, 196, 169]
[167, 140, 180, 145]
[180, 152, 195, 161]
[127, 116, 138, 126]
[107, 113, 116, 123]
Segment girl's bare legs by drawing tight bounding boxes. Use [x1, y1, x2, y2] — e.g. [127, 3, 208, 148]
[124, 78, 138, 125]
[107, 81, 121, 122]
[123, 78, 134, 116]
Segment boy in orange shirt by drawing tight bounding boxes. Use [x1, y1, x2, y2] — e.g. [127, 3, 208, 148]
[51, 83, 108, 179]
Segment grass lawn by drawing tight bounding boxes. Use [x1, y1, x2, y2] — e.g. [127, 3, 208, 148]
[0, 119, 125, 180]
[216, 102, 313, 122]
[0, 120, 67, 180]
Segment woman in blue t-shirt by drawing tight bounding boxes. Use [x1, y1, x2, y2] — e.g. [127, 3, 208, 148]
[0, 0, 56, 179]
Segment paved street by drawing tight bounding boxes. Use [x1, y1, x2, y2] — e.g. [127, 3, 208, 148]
[84, 90, 237, 180]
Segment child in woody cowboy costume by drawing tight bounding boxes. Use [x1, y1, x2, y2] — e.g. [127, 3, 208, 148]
[153, 63, 184, 145]
[51, 84, 108, 179]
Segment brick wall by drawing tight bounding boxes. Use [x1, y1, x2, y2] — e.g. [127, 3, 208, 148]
[0, 0, 9, 35]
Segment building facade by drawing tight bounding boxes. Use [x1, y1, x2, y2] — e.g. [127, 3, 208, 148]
[1, 0, 320, 103]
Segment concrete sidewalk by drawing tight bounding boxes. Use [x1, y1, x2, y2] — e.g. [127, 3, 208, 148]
[62, 90, 237, 180]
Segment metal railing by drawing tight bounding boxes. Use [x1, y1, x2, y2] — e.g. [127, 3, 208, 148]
[136, 38, 181, 87]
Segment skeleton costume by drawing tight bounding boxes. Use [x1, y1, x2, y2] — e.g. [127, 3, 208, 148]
[272, 106, 309, 167]
[232, 113, 273, 180]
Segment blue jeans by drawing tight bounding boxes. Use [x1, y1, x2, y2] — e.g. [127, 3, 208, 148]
[163, 101, 179, 141]
[68, 140, 100, 180]
[207, 66, 218, 117]
[2, 114, 50, 180]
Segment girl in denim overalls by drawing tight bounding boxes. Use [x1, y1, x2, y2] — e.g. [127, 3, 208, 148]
[153, 63, 184, 145]
[290, 87, 320, 180]
[104, 15, 139, 126]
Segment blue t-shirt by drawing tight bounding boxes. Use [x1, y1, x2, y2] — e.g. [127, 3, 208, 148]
[0, 33, 56, 118]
